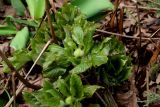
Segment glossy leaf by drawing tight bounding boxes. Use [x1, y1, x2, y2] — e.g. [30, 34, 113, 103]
[72, 26, 84, 46]
[84, 85, 101, 98]
[26, 0, 45, 19]
[10, 27, 29, 50]
[71, 0, 114, 18]
[2, 49, 32, 73]
[23, 92, 42, 107]
[70, 60, 92, 74]
[57, 79, 70, 96]
[70, 74, 83, 98]
[34, 91, 61, 107]
[43, 67, 66, 78]
[91, 54, 108, 67]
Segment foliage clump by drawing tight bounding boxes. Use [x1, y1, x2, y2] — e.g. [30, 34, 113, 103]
[1, 3, 132, 107]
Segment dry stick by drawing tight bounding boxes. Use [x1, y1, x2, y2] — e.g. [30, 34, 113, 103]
[123, 5, 160, 11]
[96, 29, 160, 40]
[134, 1, 141, 107]
[12, 72, 16, 107]
[0, 50, 41, 90]
[5, 77, 43, 107]
[150, 27, 160, 38]
[46, 0, 57, 43]
[49, 0, 56, 13]
[95, 92, 108, 107]
[4, 39, 52, 107]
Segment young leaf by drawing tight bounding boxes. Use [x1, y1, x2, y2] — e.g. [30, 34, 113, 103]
[10, 27, 30, 50]
[69, 60, 92, 74]
[2, 49, 31, 73]
[72, 26, 84, 46]
[70, 74, 84, 98]
[34, 91, 61, 107]
[26, 0, 45, 19]
[43, 67, 66, 78]
[23, 92, 42, 107]
[71, 0, 114, 18]
[57, 79, 70, 97]
[83, 85, 101, 98]
[11, 0, 25, 16]
[91, 54, 108, 67]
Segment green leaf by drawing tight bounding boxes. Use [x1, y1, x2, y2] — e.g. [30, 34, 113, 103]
[73, 102, 82, 107]
[64, 26, 77, 50]
[70, 74, 83, 98]
[0, 25, 17, 35]
[2, 49, 32, 73]
[43, 67, 66, 78]
[11, 0, 25, 16]
[24, 83, 62, 107]
[43, 44, 68, 70]
[83, 22, 99, 55]
[26, 0, 45, 19]
[10, 27, 30, 50]
[91, 54, 108, 67]
[72, 26, 84, 46]
[34, 91, 61, 107]
[43, 80, 63, 99]
[12, 18, 38, 27]
[23, 92, 42, 107]
[70, 60, 92, 74]
[71, 0, 114, 18]
[83, 85, 101, 98]
[57, 79, 70, 96]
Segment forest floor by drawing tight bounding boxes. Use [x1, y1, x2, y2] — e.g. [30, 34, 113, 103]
[1, 0, 160, 107]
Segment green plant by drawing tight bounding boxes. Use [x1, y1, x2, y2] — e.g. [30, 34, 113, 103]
[1, 2, 131, 107]
[24, 74, 101, 107]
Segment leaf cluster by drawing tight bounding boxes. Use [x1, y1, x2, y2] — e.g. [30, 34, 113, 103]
[1, 3, 132, 106]
[24, 74, 101, 107]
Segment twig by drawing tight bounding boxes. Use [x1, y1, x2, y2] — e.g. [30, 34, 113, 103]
[123, 5, 160, 11]
[0, 50, 41, 90]
[5, 77, 43, 107]
[129, 68, 137, 107]
[150, 27, 160, 38]
[96, 29, 160, 40]
[134, 1, 141, 107]
[45, 0, 57, 43]
[25, 39, 52, 78]
[95, 92, 108, 107]
[12, 72, 16, 107]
